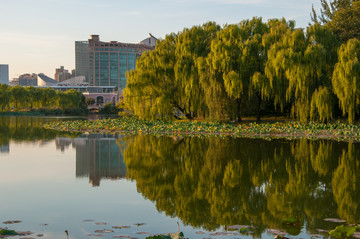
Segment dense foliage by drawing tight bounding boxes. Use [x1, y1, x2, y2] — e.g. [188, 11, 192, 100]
[0, 85, 87, 114]
[125, 5, 360, 123]
[121, 135, 360, 234]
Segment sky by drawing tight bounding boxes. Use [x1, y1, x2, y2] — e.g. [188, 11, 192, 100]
[0, 0, 321, 81]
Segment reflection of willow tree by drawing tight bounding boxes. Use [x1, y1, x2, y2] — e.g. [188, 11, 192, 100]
[332, 143, 360, 223]
[0, 117, 78, 145]
[123, 135, 360, 234]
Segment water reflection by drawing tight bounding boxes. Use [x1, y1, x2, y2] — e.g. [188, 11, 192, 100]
[1, 116, 360, 238]
[122, 135, 360, 236]
[0, 116, 79, 147]
[55, 135, 127, 186]
[75, 135, 127, 186]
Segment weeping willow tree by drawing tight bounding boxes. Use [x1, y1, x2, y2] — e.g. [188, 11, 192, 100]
[332, 38, 360, 124]
[174, 22, 221, 119]
[208, 17, 269, 122]
[124, 34, 177, 120]
[308, 24, 340, 122]
[264, 19, 294, 114]
[265, 23, 338, 123]
[125, 23, 220, 120]
[242, 18, 269, 121]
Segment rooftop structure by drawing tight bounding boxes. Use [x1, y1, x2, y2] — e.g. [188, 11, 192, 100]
[140, 33, 158, 48]
[56, 76, 87, 86]
[37, 73, 58, 86]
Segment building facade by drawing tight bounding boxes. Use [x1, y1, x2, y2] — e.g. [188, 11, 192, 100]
[18, 73, 37, 86]
[75, 41, 89, 81]
[0, 64, 9, 85]
[55, 66, 73, 82]
[87, 35, 154, 89]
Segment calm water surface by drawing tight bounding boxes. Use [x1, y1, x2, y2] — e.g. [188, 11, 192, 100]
[1, 116, 360, 239]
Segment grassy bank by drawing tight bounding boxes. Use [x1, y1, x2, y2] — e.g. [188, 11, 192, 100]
[43, 117, 360, 141]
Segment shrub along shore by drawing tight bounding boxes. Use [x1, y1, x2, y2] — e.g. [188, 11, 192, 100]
[44, 117, 360, 142]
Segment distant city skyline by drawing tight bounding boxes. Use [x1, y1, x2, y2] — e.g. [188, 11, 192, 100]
[0, 0, 320, 81]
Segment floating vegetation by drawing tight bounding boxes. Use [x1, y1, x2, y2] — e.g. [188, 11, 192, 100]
[113, 226, 132, 229]
[329, 225, 360, 238]
[44, 117, 360, 142]
[134, 223, 146, 227]
[94, 229, 114, 233]
[95, 222, 108, 225]
[2, 220, 22, 224]
[324, 218, 346, 223]
[281, 217, 300, 226]
[0, 229, 17, 235]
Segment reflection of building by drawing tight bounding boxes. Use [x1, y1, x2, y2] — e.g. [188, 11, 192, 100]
[73, 135, 127, 186]
[0, 64, 9, 85]
[0, 144, 10, 154]
[55, 138, 73, 152]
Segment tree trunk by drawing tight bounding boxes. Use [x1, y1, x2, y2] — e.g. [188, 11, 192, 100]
[256, 93, 262, 122]
[237, 98, 242, 122]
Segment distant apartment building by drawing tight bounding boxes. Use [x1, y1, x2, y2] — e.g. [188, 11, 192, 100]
[18, 73, 38, 86]
[55, 66, 73, 82]
[86, 34, 155, 89]
[0, 64, 9, 84]
[75, 41, 89, 81]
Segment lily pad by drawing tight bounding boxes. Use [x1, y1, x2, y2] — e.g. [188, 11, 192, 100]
[134, 223, 146, 227]
[113, 235, 131, 238]
[113, 226, 131, 229]
[329, 225, 357, 238]
[324, 218, 346, 223]
[95, 229, 114, 233]
[281, 217, 300, 226]
[3, 220, 22, 224]
[0, 229, 18, 235]
[95, 222, 108, 225]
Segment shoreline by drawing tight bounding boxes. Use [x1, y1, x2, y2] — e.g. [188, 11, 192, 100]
[43, 117, 360, 142]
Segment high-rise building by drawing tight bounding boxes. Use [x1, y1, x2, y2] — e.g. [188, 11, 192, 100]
[0, 64, 9, 85]
[87, 35, 154, 89]
[75, 41, 89, 81]
[55, 66, 72, 82]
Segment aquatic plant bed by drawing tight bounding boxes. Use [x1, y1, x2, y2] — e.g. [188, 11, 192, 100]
[44, 117, 360, 141]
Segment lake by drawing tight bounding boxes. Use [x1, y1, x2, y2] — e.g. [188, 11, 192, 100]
[1, 116, 360, 239]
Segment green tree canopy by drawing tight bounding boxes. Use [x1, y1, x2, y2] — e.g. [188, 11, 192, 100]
[332, 38, 360, 123]
[312, 0, 360, 42]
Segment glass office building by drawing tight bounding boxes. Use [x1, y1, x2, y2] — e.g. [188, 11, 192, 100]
[88, 35, 154, 89]
[0, 64, 9, 85]
[75, 41, 89, 81]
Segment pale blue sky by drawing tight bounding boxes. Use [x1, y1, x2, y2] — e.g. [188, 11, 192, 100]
[0, 0, 320, 80]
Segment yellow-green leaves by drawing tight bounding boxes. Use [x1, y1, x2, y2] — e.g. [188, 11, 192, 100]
[332, 38, 360, 124]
